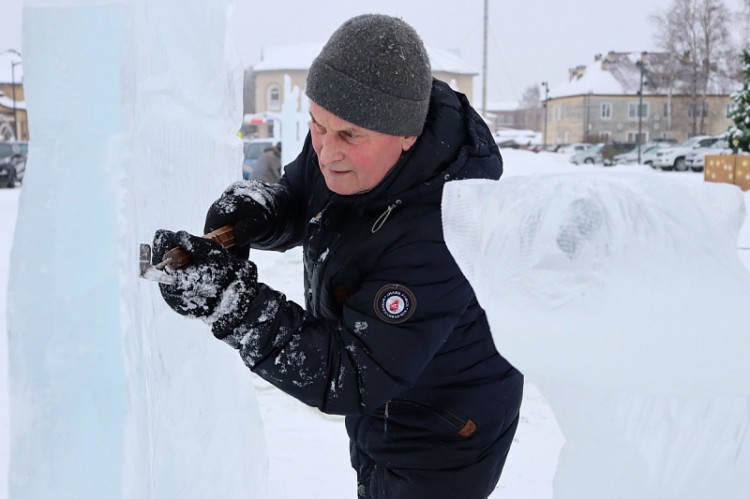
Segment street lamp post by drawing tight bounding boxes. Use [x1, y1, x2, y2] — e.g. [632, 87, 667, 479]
[541, 81, 549, 147]
[11, 59, 22, 140]
[481, 0, 488, 118]
[2, 49, 22, 140]
[636, 52, 647, 164]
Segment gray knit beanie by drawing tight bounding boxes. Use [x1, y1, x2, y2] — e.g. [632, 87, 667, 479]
[306, 14, 432, 137]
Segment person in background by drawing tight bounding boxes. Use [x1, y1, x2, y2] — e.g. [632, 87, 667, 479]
[250, 141, 281, 183]
[152, 13, 522, 499]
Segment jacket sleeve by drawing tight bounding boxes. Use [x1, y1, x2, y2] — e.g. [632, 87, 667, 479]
[214, 230, 475, 416]
[238, 136, 318, 252]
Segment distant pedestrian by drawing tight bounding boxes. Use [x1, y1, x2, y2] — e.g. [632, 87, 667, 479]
[250, 142, 281, 183]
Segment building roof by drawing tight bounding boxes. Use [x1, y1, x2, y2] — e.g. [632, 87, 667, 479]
[253, 42, 478, 75]
[550, 51, 739, 99]
[0, 91, 26, 111]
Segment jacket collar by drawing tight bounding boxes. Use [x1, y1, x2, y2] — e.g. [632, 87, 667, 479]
[325, 79, 502, 214]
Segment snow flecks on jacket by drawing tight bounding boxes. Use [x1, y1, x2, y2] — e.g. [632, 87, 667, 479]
[273, 333, 305, 373]
[205, 278, 252, 326]
[310, 210, 324, 225]
[259, 300, 280, 324]
[330, 365, 347, 397]
[221, 324, 262, 367]
[271, 331, 328, 389]
[353, 321, 368, 335]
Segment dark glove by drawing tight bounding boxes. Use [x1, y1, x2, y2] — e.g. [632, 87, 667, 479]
[204, 181, 277, 259]
[152, 229, 258, 330]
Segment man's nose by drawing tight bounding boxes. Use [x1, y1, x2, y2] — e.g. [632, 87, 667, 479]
[319, 135, 345, 165]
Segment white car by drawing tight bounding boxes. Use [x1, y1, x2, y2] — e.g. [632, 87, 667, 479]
[558, 143, 594, 155]
[612, 144, 666, 166]
[569, 144, 604, 164]
[652, 136, 719, 171]
[684, 140, 731, 172]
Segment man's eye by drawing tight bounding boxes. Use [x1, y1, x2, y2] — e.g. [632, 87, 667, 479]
[314, 123, 326, 134]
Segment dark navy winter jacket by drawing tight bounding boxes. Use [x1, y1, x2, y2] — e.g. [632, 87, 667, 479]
[215, 79, 523, 471]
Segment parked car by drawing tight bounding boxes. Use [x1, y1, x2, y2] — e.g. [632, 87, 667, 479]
[684, 139, 731, 172]
[569, 144, 604, 164]
[612, 144, 667, 166]
[0, 141, 26, 188]
[652, 136, 719, 171]
[557, 143, 594, 155]
[648, 138, 678, 147]
[600, 142, 636, 166]
[242, 138, 276, 180]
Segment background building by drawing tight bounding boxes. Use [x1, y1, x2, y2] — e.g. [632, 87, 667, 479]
[544, 51, 738, 146]
[244, 42, 478, 139]
[0, 51, 27, 141]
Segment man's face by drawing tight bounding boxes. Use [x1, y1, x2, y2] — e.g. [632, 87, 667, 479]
[309, 102, 417, 196]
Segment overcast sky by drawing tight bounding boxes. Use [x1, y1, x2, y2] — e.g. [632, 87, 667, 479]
[1, 0, 747, 102]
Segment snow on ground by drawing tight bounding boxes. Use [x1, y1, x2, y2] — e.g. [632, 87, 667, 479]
[1, 149, 749, 498]
[0, 189, 19, 499]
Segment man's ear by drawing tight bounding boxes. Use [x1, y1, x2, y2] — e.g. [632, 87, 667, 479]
[402, 136, 418, 152]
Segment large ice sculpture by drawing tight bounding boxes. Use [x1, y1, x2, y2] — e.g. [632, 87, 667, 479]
[7, 1, 266, 498]
[280, 74, 310, 168]
[442, 172, 750, 499]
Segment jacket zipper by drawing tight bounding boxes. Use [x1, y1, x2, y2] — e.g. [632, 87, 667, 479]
[371, 200, 402, 233]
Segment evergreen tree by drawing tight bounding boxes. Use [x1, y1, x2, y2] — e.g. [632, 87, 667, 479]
[727, 49, 750, 154]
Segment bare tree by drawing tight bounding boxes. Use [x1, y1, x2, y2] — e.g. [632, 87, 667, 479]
[520, 84, 541, 109]
[743, 0, 750, 48]
[652, 0, 732, 135]
[516, 84, 543, 131]
[695, 0, 732, 132]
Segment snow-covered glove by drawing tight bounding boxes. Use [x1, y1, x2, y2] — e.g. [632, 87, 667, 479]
[152, 229, 258, 332]
[204, 181, 277, 259]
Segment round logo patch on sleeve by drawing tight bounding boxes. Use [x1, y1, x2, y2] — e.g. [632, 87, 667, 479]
[373, 284, 417, 324]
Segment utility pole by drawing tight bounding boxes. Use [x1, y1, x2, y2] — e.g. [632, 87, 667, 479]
[1, 49, 22, 140]
[541, 81, 549, 147]
[482, 0, 488, 117]
[637, 52, 647, 164]
[11, 59, 22, 140]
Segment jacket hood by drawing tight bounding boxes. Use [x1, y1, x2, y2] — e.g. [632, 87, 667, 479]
[337, 79, 503, 213]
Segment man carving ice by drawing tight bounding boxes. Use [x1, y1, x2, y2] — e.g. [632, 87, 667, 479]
[152, 14, 522, 498]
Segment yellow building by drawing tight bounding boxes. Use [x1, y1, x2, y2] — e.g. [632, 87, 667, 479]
[0, 51, 28, 141]
[245, 42, 477, 138]
[544, 52, 737, 146]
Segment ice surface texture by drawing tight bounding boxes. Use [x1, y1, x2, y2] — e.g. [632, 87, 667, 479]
[7, 1, 267, 498]
[442, 172, 750, 498]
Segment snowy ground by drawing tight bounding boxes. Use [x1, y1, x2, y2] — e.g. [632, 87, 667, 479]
[2, 149, 749, 498]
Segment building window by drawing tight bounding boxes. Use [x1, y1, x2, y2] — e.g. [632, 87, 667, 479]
[267, 85, 281, 111]
[726, 103, 736, 118]
[600, 102, 612, 119]
[553, 105, 562, 121]
[663, 102, 672, 117]
[687, 102, 708, 118]
[627, 131, 648, 143]
[628, 102, 648, 119]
